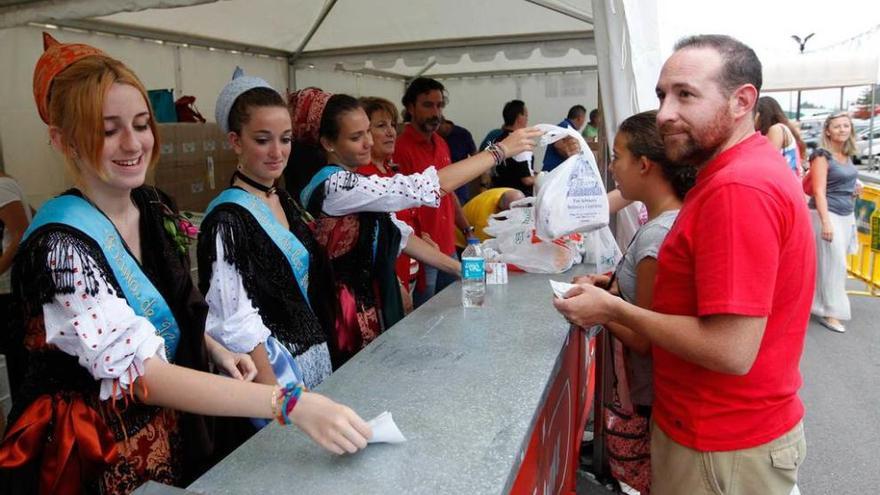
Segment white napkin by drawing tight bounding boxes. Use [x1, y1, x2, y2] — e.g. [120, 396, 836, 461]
[367, 411, 406, 444]
[550, 280, 578, 299]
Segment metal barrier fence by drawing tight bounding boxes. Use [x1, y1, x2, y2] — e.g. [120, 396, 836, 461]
[847, 184, 880, 297]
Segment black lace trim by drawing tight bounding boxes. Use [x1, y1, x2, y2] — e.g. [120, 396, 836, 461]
[14, 226, 122, 308]
[7, 186, 213, 461]
[197, 190, 329, 355]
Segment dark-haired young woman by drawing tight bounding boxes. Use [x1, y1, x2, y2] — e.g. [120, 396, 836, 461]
[756, 96, 806, 176]
[197, 70, 341, 410]
[289, 88, 541, 366]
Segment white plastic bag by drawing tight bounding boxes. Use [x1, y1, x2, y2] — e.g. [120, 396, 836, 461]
[481, 199, 581, 274]
[483, 233, 580, 274]
[533, 123, 610, 241]
[614, 202, 645, 252]
[580, 226, 622, 275]
[483, 197, 535, 237]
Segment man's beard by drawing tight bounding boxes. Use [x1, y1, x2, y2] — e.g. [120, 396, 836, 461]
[417, 117, 441, 134]
[662, 106, 733, 167]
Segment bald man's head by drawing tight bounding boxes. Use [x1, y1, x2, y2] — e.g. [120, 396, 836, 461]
[498, 189, 526, 211]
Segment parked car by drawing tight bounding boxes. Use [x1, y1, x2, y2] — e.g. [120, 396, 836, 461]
[856, 126, 880, 165]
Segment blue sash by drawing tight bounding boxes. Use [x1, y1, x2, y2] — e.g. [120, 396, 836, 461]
[205, 188, 311, 308]
[23, 195, 181, 359]
[299, 165, 343, 209]
[249, 336, 304, 429]
[300, 165, 381, 261]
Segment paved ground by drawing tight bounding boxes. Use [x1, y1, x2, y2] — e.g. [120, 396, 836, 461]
[578, 278, 880, 494]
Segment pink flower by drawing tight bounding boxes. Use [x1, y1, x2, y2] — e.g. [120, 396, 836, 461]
[178, 219, 199, 238]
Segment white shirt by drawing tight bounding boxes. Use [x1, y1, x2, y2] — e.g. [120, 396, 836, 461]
[320, 167, 442, 254]
[0, 177, 32, 293]
[42, 244, 167, 401]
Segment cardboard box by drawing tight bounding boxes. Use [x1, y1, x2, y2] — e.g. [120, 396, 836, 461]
[151, 123, 238, 212]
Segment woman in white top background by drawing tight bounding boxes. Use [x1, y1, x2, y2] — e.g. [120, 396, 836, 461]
[0, 169, 32, 411]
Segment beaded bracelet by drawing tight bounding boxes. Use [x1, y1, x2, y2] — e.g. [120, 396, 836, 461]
[485, 143, 505, 167]
[276, 382, 307, 425]
[269, 386, 281, 420]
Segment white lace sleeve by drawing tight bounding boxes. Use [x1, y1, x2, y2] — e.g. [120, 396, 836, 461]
[321, 167, 441, 216]
[204, 232, 271, 354]
[41, 248, 167, 401]
[390, 212, 414, 256]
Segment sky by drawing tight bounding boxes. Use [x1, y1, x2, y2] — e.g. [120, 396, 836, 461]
[655, 0, 880, 111]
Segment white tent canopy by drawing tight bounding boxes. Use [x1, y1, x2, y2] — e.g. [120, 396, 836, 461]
[3, 0, 597, 78]
[0, 0, 660, 207]
[763, 50, 880, 92]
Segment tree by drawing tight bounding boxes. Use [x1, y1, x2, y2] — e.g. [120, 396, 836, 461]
[801, 101, 820, 109]
[857, 86, 880, 105]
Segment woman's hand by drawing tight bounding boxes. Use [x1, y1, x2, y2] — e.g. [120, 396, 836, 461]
[821, 220, 834, 242]
[421, 232, 439, 250]
[399, 278, 414, 314]
[205, 335, 258, 381]
[289, 392, 373, 455]
[498, 127, 544, 159]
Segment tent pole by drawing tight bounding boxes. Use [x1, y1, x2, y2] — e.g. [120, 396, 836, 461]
[840, 87, 845, 111]
[870, 83, 876, 170]
[414, 61, 437, 78]
[47, 19, 289, 58]
[523, 0, 593, 23]
[290, 0, 338, 64]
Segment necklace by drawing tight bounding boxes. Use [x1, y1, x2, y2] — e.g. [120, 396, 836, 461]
[233, 170, 276, 196]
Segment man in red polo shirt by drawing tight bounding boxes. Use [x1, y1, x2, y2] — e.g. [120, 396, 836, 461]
[555, 35, 813, 495]
[394, 78, 470, 306]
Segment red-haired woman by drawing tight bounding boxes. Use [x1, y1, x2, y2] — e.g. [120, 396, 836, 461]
[0, 35, 370, 495]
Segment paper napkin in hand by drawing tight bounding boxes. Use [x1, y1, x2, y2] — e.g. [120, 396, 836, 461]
[367, 411, 406, 444]
[550, 280, 578, 299]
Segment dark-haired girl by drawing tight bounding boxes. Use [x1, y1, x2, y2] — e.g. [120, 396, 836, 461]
[197, 70, 344, 418]
[289, 88, 541, 366]
[755, 96, 806, 176]
[565, 110, 696, 494]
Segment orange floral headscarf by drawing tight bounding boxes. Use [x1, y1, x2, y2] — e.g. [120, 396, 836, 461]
[33, 32, 106, 124]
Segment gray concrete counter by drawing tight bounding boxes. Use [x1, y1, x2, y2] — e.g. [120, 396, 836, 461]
[189, 267, 589, 494]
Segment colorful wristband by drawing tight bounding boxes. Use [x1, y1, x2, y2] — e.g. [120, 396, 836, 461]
[276, 382, 307, 425]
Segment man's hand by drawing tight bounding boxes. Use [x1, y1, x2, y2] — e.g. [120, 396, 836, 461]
[554, 136, 581, 159]
[553, 283, 618, 327]
[572, 273, 610, 288]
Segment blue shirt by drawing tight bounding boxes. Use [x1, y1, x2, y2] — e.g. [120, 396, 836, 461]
[542, 118, 576, 172]
[479, 128, 503, 151]
[444, 124, 477, 203]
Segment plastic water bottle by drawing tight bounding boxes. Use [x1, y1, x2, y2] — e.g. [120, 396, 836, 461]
[461, 238, 486, 307]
